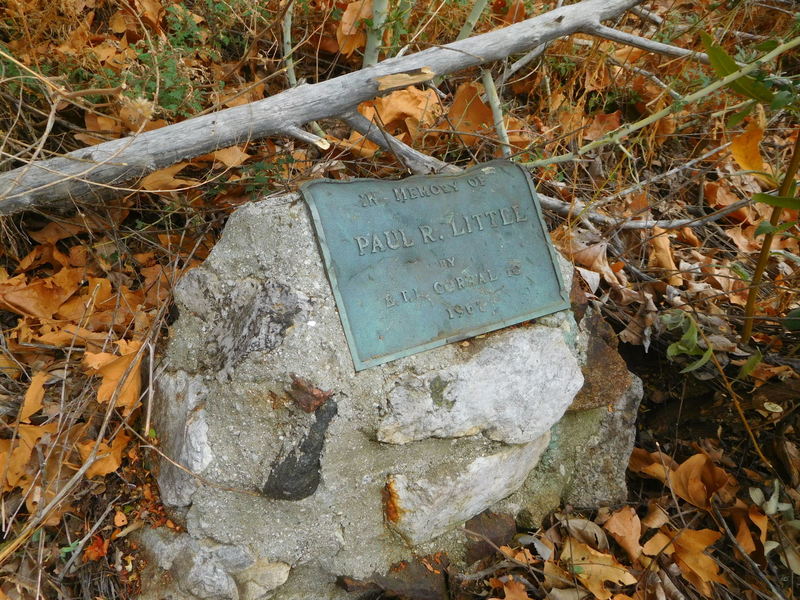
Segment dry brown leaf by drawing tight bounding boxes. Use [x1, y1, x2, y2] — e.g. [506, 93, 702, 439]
[602, 507, 642, 562]
[499, 545, 537, 565]
[629, 447, 677, 483]
[75, 112, 125, 146]
[0, 268, 84, 319]
[732, 505, 757, 555]
[672, 528, 728, 597]
[676, 227, 701, 247]
[703, 181, 751, 223]
[140, 162, 196, 191]
[83, 340, 143, 415]
[543, 559, 573, 590]
[584, 62, 611, 93]
[135, 0, 165, 31]
[749, 363, 799, 387]
[448, 82, 494, 146]
[340, 86, 442, 158]
[20, 371, 47, 423]
[18, 243, 71, 271]
[0, 353, 22, 379]
[0, 423, 58, 492]
[583, 111, 621, 142]
[56, 11, 94, 56]
[642, 531, 675, 557]
[496, 577, 531, 600]
[547, 589, 588, 600]
[669, 454, 737, 509]
[213, 146, 251, 168]
[731, 120, 775, 186]
[336, 0, 372, 56]
[498, 0, 527, 24]
[77, 431, 131, 479]
[35, 325, 110, 352]
[109, 10, 131, 33]
[373, 86, 441, 131]
[560, 539, 637, 600]
[648, 227, 683, 287]
[747, 504, 768, 545]
[641, 501, 669, 529]
[114, 509, 128, 527]
[559, 516, 609, 551]
[570, 242, 620, 287]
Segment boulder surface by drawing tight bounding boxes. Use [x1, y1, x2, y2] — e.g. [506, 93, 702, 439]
[141, 194, 640, 599]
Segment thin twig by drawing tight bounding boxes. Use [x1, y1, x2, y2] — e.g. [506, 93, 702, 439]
[602, 143, 731, 205]
[538, 193, 752, 230]
[523, 35, 800, 168]
[57, 495, 120, 581]
[282, 0, 297, 87]
[482, 70, 511, 157]
[341, 110, 459, 175]
[607, 56, 683, 101]
[630, 5, 663, 25]
[710, 499, 787, 600]
[495, 44, 547, 89]
[588, 24, 711, 64]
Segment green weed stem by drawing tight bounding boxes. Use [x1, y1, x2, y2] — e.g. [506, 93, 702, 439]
[740, 131, 800, 343]
[522, 34, 800, 168]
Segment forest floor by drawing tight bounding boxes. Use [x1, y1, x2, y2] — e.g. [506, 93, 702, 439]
[0, 0, 799, 598]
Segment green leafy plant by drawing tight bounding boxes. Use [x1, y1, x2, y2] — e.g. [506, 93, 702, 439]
[701, 33, 800, 344]
[661, 310, 715, 373]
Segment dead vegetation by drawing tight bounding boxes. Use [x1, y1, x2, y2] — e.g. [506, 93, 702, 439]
[0, 0, 799, 598]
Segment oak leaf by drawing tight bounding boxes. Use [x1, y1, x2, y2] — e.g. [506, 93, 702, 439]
[77, 431, 131, 479]
[0, 423, 58, 492]
[583, 111, 621, 142]
[628, 447, 677, 483]
[672, 528, 728, 597]
[499, 577, 531, 600]
[140, 162, 196, 191]
[83, 340, 143, 415]
[336, 0, 372, 56]
[669, 453, 736, 509]
[0, 268, 83, 319]
[448, 82, 494, 146]
[731, 120, 775, 186]
[602, 507, 642, 562]
[20, 371, 48, 423]
[648, 227, 682, 287]
[560, 539, 636, 600]
[83, 534, 110, 562]
[213, 146, 251, 168]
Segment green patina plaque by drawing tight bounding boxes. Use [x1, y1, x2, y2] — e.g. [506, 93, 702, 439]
[301, 160, 569, 371]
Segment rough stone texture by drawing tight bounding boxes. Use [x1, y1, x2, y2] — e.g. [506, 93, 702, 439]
[569, 309, 633, 411]
[388, 433, 550, 544]
[140, 195, 640, 600]
[498, 366, 643, 526]
[378, 330, 582, 444]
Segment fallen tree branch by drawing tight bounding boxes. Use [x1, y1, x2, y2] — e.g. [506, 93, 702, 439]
[0, 0, 642, 215]
[537, 194, 753, 230]
[587, 24, 711, 64]
[341, 111, 459, 175]
[345, 115, 744, 231]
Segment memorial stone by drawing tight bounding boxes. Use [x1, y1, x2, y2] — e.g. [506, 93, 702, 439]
[302, 160, 569, 369]
[140, 163, 642, 600]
